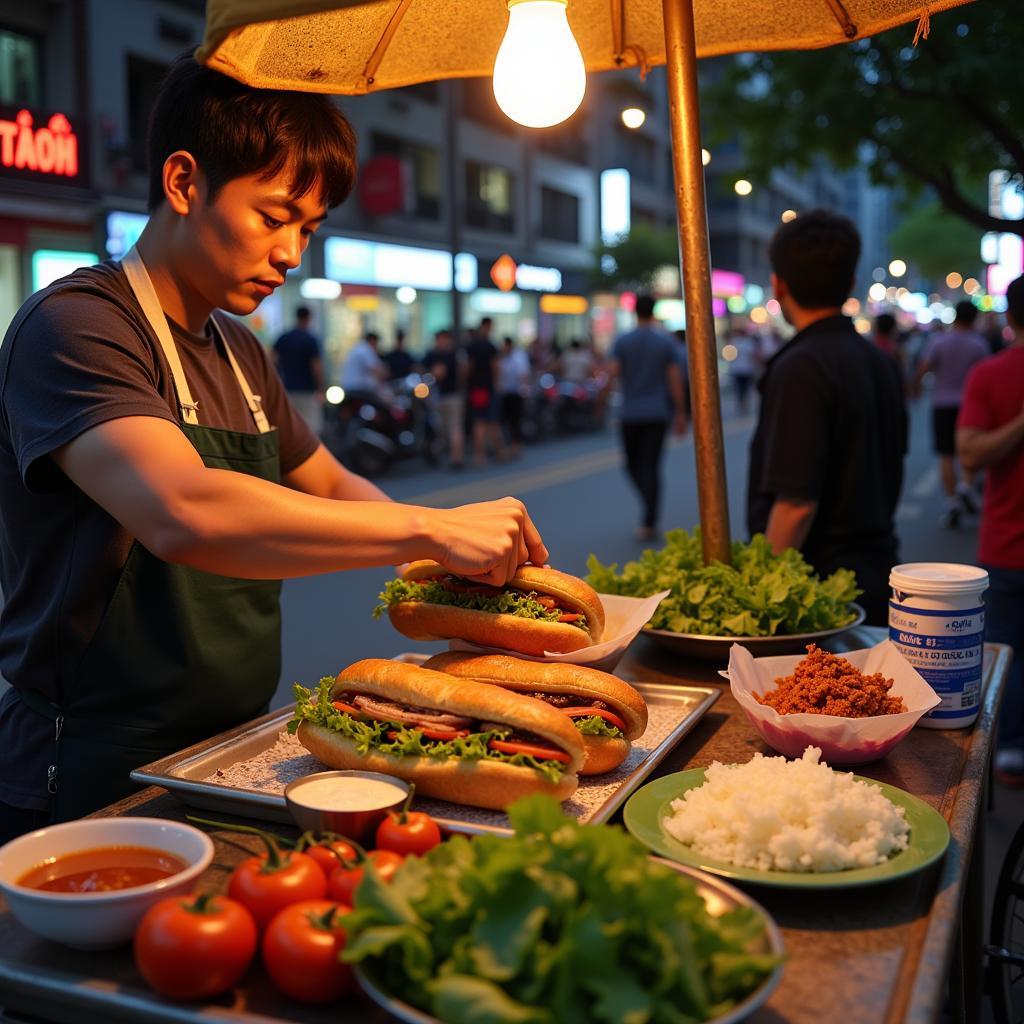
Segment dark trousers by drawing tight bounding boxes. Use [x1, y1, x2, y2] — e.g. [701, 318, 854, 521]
[0, 800, 50, 845]
[621, 419, 669, 529]
[500, 393, 524, 443]
[984, 565, 1024, 750]
[813, 545, 898, 628]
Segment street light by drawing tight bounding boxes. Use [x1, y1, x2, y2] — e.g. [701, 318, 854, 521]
[492, 0, 586, 128]
[701, 148, 711, 166]
[888, 258, 907, 277]
[780, 209, 796, 222]
[868, 282, 887, 302]
[621, 107, 646, 129]
[734, 179, 752, 196]
[945, 272, 963, 289]
[964, 277, 980, 295]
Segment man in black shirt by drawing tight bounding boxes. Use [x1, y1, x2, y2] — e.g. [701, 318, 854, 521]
[747, 210, 906, 625]
[465, 317, 506, 466]
[273, 306, 324, 432]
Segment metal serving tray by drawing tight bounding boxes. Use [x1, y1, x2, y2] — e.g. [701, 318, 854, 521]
[131, 657, 718, 836]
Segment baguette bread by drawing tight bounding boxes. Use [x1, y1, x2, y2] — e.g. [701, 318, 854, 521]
[293, 658, 584, 809]
[387, 561, 605, 654]
[423, 653, 648, 775]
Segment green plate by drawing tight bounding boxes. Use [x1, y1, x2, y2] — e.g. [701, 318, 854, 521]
[623, 768, 950, 889]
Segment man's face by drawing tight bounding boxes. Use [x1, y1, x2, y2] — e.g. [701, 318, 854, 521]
[180, 164, 327, 317]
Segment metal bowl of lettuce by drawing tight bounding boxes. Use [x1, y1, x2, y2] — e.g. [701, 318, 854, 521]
[643, 601, 867, 662]
[346, 796, 784, 1024]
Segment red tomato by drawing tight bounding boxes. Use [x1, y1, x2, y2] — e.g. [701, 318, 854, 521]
[488, 738, 571, 763]
[228, 849, 327, 929]
[304, 838, 358, 877]
[262, 900, 353, 1003]
[331, 699, 361, 717]
[376, 807, 442, 857]
[561, 707, 629, 733]
[134, 892, 257, 1000]
[327, 849, 404, 904]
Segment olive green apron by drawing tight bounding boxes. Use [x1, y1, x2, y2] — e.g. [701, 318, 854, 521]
[18, 246, 282, 821]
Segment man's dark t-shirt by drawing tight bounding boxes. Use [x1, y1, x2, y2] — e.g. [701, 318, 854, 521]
[746, 315, 906, 622]
[424, 348, 459, 396]
[382, 348, 415, 381]
[466, 337, 497, 392]
[273, 327, 321, 392]
[0, 261, 318, 809]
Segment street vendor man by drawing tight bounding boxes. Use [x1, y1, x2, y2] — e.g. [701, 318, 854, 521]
[0, 56, 548, 843]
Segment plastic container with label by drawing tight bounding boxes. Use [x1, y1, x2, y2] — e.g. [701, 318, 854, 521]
[888, 563, 989, 729]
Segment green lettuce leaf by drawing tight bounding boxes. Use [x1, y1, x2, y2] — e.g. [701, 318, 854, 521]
[586, 527, 860, 637]
[374, 578, 591, 634]
[287, 680, 568, 784]
[572, 716, 623, 738]
[343, 795, 781, 1022]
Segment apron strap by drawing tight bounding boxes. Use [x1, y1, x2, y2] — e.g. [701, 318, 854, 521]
[212, 316, 273, 435]
[122, 246, 201, 426]
[121, 246, 273, 434]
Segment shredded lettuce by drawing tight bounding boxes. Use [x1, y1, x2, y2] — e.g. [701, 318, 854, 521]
[342, 794, 782, 1023]
[587, 527, 860, 637]
[288, 679, 568, 784]
[373, 578, 591, 634]
[572, 715, 623, 738]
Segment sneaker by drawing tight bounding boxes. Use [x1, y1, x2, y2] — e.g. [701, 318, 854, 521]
[940, 507, 961, 530]
[958, 488, 979, 515]
[995, 749, 1024, 788]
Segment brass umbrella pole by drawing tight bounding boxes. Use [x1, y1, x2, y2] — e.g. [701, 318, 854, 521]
[661, 0, 732, 566]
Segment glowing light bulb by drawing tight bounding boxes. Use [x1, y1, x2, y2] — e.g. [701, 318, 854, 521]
[701, 148, 711, 166]
[888, 258, 907, 277]
[621, 107, 646, 129]
[493, 0, 586, 128]
[734, 179, 752, 196]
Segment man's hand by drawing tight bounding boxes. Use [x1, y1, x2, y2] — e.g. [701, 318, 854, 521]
[427, 497, 549, 586]
[764, 496, 818, 555]
[672, 410, 688, 438]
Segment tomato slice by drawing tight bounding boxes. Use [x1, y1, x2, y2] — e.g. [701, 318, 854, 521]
[535, 596, 558, 609]
[387, 727, 470, 742]
[557, 613, 583, 622]
[488, 738, 571, 763]
[331, 699, 360, 717]
[561, 707, 628, 732]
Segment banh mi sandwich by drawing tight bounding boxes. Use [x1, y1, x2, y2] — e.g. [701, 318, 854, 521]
[423, 653, 648, 775]
[374, 561, 605, 656]
[288, 658, 585, 810]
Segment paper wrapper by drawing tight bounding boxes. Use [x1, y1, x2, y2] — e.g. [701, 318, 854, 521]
[728, 640, 941, 766]
[448, 591, 671, 671]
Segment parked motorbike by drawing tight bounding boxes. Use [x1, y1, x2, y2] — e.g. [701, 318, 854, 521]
[321, 374, 439, 477]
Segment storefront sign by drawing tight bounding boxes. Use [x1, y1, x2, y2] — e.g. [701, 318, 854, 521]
[540, 294, 587, 315]
[105, 211, 149, 260]
[359, 156, 405, 217]
[0, 108, 80, 181]
[711, 268, 745, 297]
[31, 249, 98, 292]
[490, 253, 562, 293]
[324, 236, 478, 293]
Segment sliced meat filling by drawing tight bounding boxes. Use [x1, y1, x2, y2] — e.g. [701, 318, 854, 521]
[343, 693, 474, 731]
[526, 692, 610, 711]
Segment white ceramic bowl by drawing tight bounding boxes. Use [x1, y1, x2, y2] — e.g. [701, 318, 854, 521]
[0, 817, 214, 949]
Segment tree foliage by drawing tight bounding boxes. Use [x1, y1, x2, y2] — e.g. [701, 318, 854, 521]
[887, 203, 982, 282]
[591, 220, 679, 291]
[700, 3, 1024, 237]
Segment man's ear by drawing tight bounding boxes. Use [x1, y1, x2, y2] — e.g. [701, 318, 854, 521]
[161, 151, 201, 216]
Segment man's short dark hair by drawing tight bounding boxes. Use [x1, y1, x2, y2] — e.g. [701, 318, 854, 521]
[366, 332, 379, 344]
[1006, 275, 1024, 327]
[479, 317, 493, 330]
[875, 312, 896, 335]
[954, 300, 979, 326]
[147, 55, 357, 212]
[769, 209, 860, 309]
[295, 306, 311, 321]
[635, 294, 656, 319]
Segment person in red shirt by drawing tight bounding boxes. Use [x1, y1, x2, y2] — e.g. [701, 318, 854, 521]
[958, 274, 1024, 785]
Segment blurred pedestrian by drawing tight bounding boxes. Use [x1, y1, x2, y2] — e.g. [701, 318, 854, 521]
[607, 294, 688, 541]
[382, 328, 416, 381]
[273, 306, 324, 433]
[911, 300, 989, 528]
[872, 311, 907, 396]
[423, 328, 466, 470]
[747, 209, 906, 625]
[561, 338, 594, 384]
[497, 337, 530, 459]
[466, 317, 506, 466]
[673, 329, 691, 418]
[341, 330, 386, 399]
[957, 274, 1024, 785]
[729, 329, 760, 415]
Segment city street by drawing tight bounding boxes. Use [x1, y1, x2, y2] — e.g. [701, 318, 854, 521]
[274, 392, 977, 706]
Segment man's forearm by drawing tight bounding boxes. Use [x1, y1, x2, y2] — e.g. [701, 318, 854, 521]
[764, 497, 818, 554]
[957, 417, 1024, 472]
[160, 468, 434, 578]
[328, 470, 390, 502]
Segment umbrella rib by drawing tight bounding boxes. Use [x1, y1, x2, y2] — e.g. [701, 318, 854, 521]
[362, 0, 416, 86]
[611, 0, 624, 61]
[822, 0, 858, 39]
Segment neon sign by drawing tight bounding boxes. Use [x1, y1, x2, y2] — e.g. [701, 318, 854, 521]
[0, 110, 79, 178]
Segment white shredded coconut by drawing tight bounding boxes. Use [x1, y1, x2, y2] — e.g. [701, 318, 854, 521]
[663, 747, 910, 873]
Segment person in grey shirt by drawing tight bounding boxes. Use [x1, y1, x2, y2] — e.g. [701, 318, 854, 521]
[607, 295, 687, 540]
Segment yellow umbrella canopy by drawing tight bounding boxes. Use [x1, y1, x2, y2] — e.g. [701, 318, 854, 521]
[197, 0, 969, 94]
